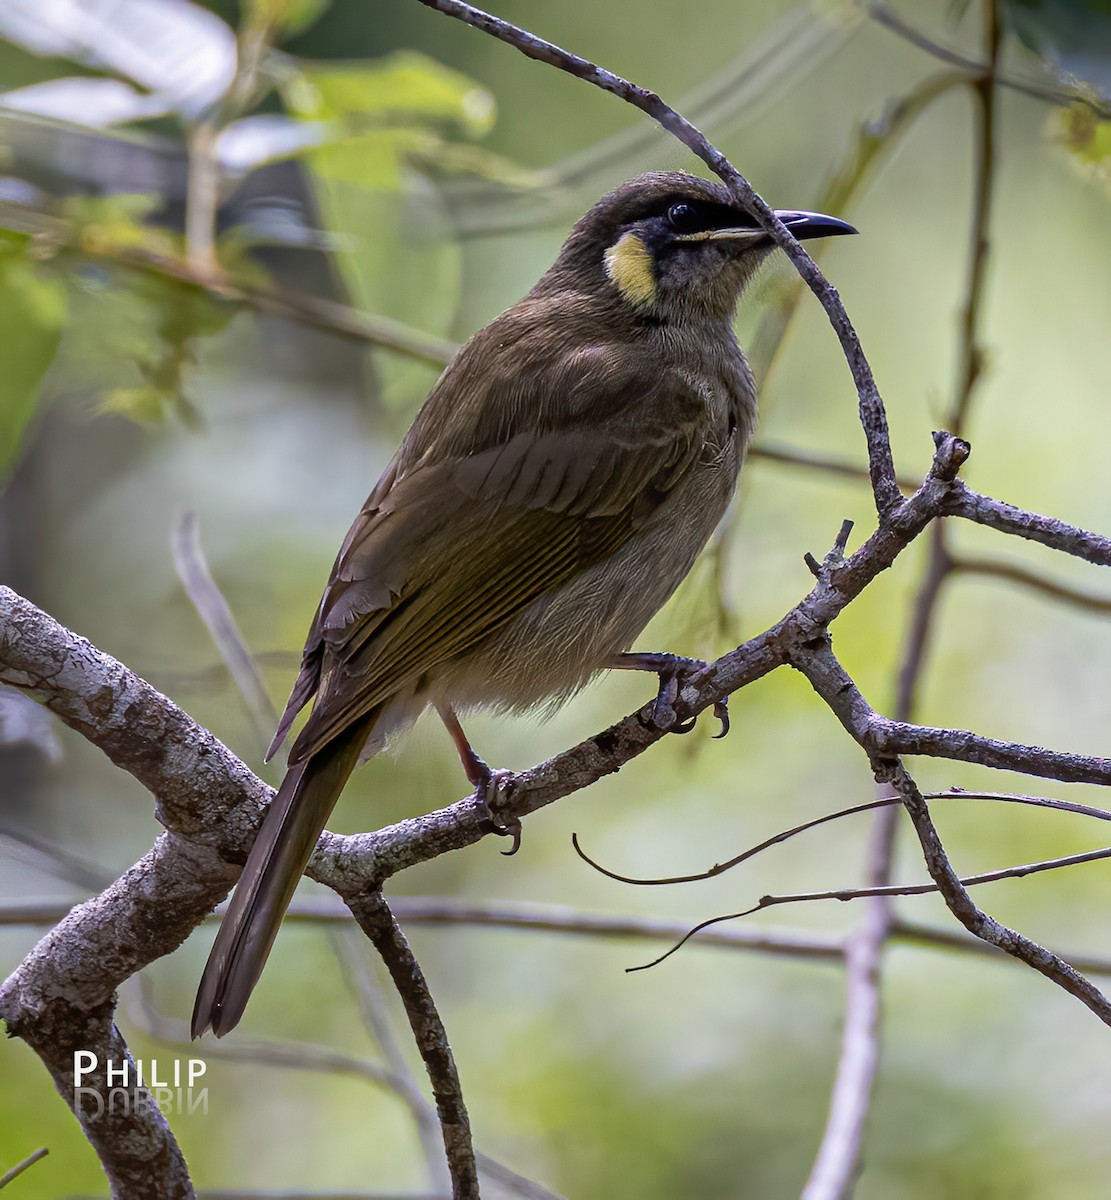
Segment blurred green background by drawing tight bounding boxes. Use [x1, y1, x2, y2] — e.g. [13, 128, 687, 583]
[2, 0, 1111, 1196]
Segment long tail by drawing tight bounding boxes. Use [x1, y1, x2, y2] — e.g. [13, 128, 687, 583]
[192, 714, 376, 1038]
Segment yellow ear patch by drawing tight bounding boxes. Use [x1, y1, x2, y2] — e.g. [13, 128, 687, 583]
[604, 232, 657, 309]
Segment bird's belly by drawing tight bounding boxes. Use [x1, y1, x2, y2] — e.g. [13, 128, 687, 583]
[434, 452, 738, 714]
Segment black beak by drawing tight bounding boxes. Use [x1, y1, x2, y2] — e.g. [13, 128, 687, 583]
[773, 210, 858, 241]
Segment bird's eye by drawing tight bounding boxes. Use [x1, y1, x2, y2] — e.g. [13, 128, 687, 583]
[667, 202, 700, 233]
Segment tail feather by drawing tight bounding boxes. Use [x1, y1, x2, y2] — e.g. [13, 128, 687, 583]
[192, 713, 376, 1038]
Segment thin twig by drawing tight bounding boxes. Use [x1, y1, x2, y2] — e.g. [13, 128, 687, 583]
[893, 521, 952, 721]
[630, 842, 1111, 973]
[415, 0, 901, 519]
[954, 555, 1111, 616]
[887, 762, 1111, 1025]
[184, 2, 271, 275]
[0, 1148, 49, 1190]
[796, 641, 1111, 1027]
[184, 120, 220, 275]
[574, 790, 1111, 888]
[0, 199, 459, 366]
[749, 441, 919, 492]
[171, 510, 278, 751]
[865, 1, 1111, 120]
[951, 0, 1002, 438]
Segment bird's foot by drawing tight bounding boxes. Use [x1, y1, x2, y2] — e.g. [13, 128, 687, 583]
[610, 652, 728, 739]
[436, 701, 523, 854]
[472, 762, 522, 857]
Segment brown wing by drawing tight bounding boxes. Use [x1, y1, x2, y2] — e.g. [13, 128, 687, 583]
[271, 304, 708, 765]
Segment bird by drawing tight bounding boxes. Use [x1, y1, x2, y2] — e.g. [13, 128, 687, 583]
[191, 170, 855, 1038]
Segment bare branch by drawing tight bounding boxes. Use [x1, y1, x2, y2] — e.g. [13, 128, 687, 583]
[800, 808, 892, 1200]
[0, 1147, 49, 1190]
[891, 919, 1111, 977]
[876, 721, 1111, 786]
[955, 554, 1111, 615]
[9, 999, 194, 1197]
[749, 441, 919, 492]
[171, 510, 278, 751]
[0, 199, 458, 367]
[886, 763, 1111, 1025]
[345, 892, 478, 1200]
[337, 931, 451, 1194]
[796, 641, 1111, 1026]
[947, 482, 1111, 565]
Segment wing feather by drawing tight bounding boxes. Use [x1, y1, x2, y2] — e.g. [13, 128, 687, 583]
[273, 315, 710, 765]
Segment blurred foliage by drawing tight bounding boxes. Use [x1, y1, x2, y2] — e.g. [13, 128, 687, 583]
[2, 1, 1111, 1198]
[1007, 0, 1111, 99]
[0, 230, 64, 480]
[1054, 101, 1111, 192]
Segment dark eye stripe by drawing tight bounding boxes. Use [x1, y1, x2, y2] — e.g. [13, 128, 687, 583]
[663, 197, 758, 236]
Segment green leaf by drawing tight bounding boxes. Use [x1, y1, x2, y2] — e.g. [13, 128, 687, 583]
[246, 0, 332, 38]
[0, 233, 65, 480]
[94, 281, 229, 427]
[283, 51, 495, 138]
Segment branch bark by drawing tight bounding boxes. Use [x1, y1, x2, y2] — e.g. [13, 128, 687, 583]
[345, 893, 478, 1200]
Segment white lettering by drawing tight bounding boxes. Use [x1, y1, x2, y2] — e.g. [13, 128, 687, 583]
[73, 1051, 97, 1085]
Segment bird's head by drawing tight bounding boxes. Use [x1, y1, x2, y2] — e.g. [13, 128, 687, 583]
[545, 171, 856, 324]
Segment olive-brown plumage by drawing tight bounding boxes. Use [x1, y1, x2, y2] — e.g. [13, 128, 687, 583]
[192, 171, 855, 1037]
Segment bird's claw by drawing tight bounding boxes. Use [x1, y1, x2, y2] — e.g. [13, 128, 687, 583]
[634, 653, 727, 740]
[649, 668, 681, 730]
[474, 767, 523, 856]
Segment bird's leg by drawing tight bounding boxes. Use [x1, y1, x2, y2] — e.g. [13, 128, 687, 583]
[435, 702, 522, 855]
[608, 652, 729, 738]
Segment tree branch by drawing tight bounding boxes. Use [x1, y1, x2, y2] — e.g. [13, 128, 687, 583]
[954, 555, 1111, 615]
[947, 482, 1111, 565]
[415, 0, 901, 519]
[794, 640, 1111, 1027]
[2, 0, 1107, 1192]
[345, 892, 478, 1200]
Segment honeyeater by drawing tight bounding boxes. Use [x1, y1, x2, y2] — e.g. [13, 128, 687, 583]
[191, 170, 855, 1037]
